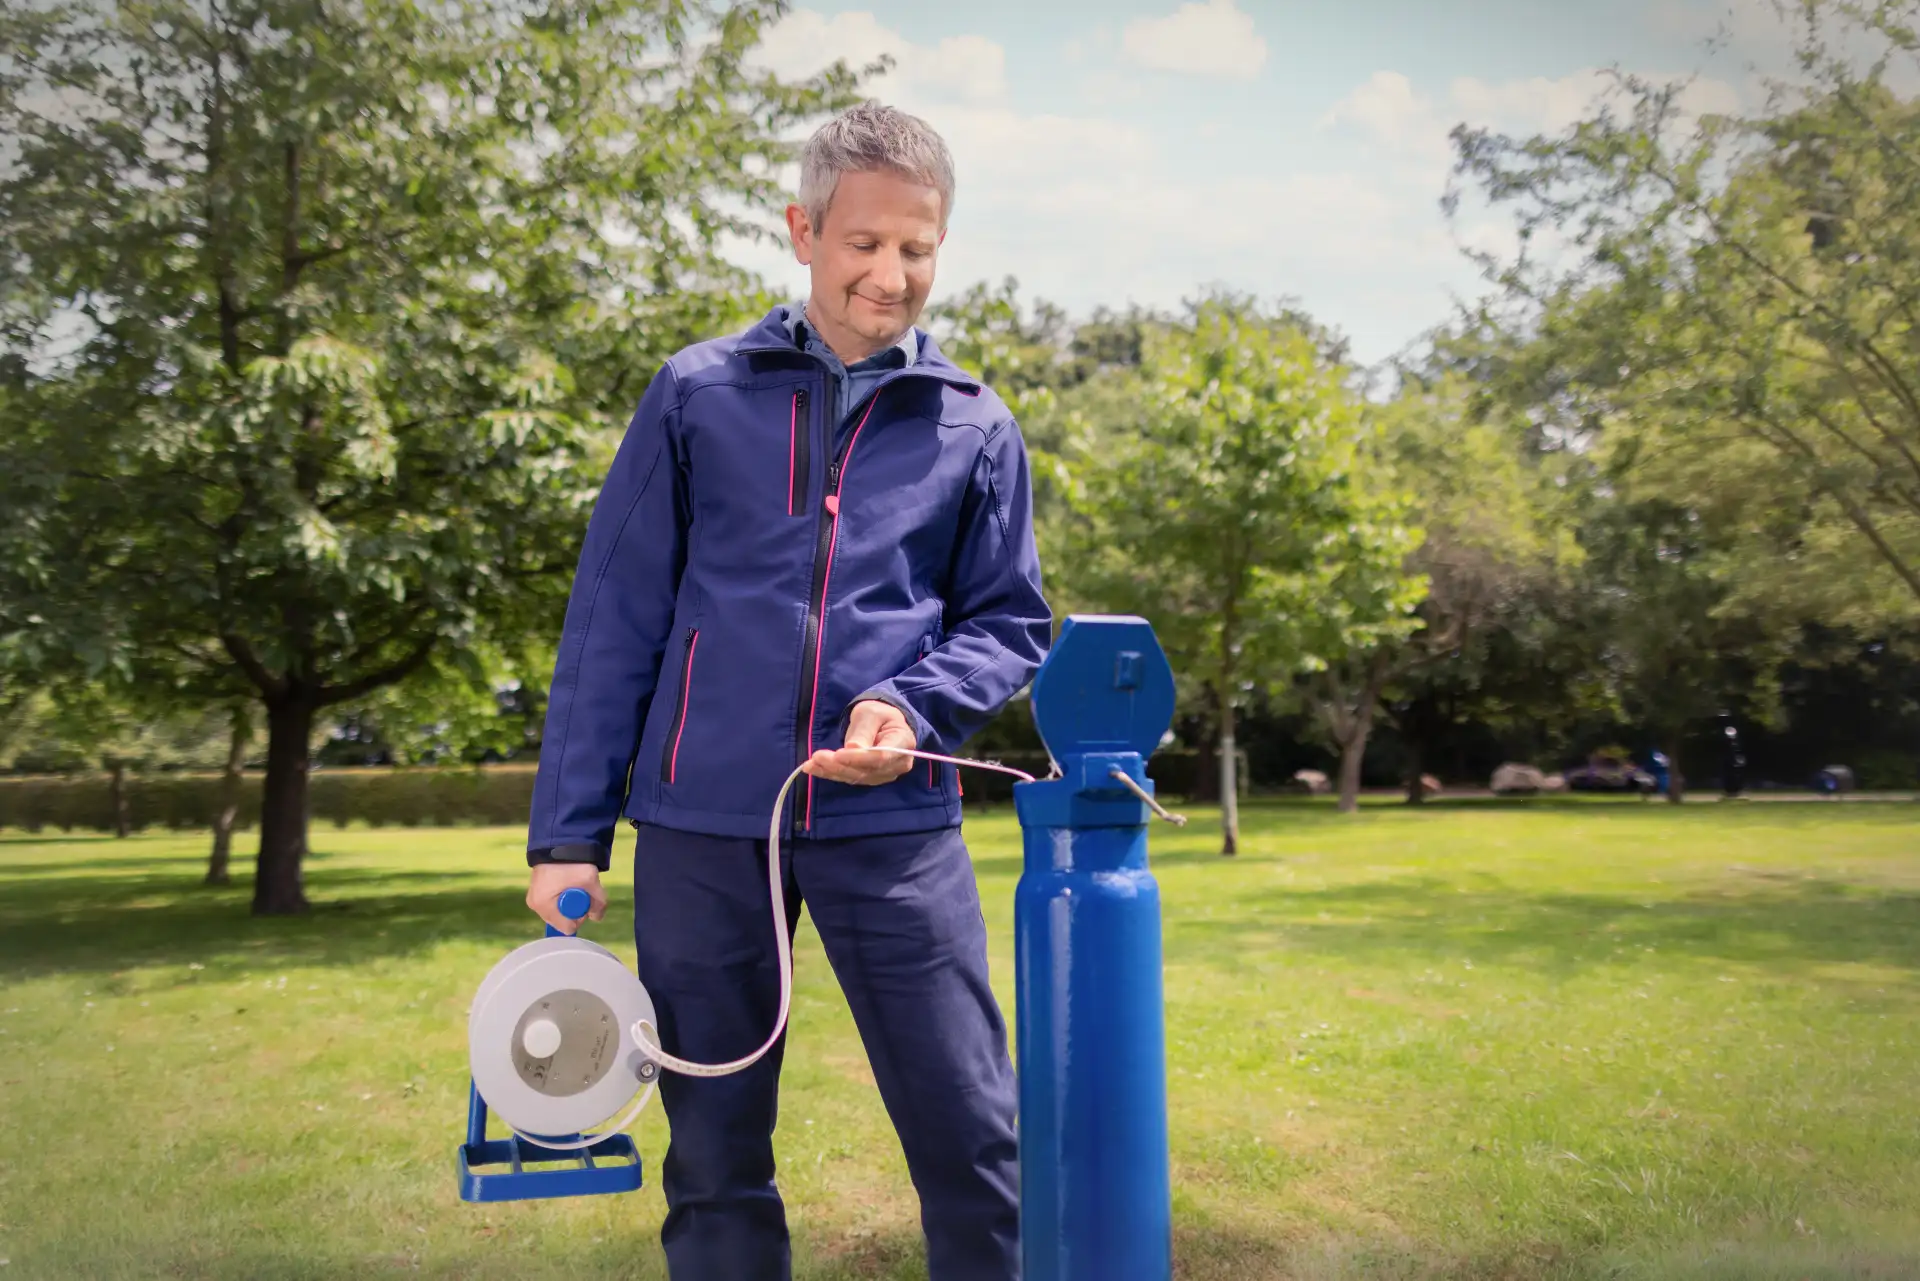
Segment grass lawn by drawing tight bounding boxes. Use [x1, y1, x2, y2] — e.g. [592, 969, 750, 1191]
[3, 798, 1920, 1279]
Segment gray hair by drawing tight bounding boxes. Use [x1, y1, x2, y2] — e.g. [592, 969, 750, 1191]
[798, 101, 955, 231]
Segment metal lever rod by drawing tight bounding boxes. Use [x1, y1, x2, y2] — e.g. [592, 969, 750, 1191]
[1107, 766, 1187, 826]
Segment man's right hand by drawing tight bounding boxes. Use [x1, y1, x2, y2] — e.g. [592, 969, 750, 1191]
[527, 862, 608, 934]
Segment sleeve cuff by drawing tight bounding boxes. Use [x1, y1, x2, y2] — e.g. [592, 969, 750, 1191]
[527, 841, 611, 871]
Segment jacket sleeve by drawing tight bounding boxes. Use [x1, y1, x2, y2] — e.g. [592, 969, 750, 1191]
[526, 364, 688, 869]
[853, 416, 1052, 755]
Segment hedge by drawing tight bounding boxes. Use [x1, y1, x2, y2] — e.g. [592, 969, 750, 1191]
[0, 752, 1217, 834]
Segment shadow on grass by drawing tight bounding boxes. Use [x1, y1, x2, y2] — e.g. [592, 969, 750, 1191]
[8, 803, 1920, 984]
[0, 858, 538, 978]
[8, 859, 1920, 985]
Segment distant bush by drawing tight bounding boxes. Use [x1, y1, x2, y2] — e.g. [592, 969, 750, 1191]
[0, 751, 1210, 831]
[0, 765, 537, 834]
[1848, 750, 1919, 791]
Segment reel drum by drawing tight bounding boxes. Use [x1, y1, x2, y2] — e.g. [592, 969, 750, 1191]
[468, 934, 659, 1137]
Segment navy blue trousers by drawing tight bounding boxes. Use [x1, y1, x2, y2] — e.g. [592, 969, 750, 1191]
[631, 821, 1021, 1281]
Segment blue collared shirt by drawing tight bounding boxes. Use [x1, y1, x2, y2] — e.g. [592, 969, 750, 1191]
[785, 302, 919, 447]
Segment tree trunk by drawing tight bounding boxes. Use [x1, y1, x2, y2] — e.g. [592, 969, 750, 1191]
[1218, 690, 1239, 856]
[1665, 739, 1686, 805]
[253, 694, 314, 915]
[207, 702, 251, 887]
[1404, 739, 1426, 806]
[1337, 730, 1369, 814]
[1191, 724, 1218, 803]
[108, 761, 130, 838]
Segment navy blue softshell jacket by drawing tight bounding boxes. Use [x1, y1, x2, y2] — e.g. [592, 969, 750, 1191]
[526, 305, 1053, 868]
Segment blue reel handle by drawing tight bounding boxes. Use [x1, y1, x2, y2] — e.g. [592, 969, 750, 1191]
[546, 887, 593, 939]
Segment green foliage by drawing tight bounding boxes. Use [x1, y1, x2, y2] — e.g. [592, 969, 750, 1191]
[0, 764, 540, 833]
[1451, 0, 1920, 628]
[0, 687, 245, 774]
[1345, 362, 1595, 787]
[1065, 293, 1425, 713]
[0, 0, 869, 905]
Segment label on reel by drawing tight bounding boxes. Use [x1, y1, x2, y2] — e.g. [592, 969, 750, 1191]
[512, 988, 619, 1095]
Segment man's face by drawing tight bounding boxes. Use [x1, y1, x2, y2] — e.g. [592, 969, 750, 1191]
[786, 168, 945, 357]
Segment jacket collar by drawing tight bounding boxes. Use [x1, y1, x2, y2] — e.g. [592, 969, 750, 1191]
[737, 303, 981, 393]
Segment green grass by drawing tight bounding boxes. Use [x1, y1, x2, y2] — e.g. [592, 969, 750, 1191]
[4, 797, 1920, 1279]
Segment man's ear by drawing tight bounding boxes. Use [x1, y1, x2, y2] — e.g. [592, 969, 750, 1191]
[786, 203, 814, 265]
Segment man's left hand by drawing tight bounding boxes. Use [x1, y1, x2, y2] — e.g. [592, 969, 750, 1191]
[805, 700, 917, 785]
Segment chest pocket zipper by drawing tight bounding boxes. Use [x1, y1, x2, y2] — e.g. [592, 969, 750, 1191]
[788, 389, 811, 515]
[661, 627, 699, 784]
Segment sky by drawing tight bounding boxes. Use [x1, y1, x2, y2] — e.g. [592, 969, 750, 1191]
[733, 0, 1816, 368]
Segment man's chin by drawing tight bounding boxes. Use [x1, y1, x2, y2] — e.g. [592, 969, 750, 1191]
[852, 300, 914, 331]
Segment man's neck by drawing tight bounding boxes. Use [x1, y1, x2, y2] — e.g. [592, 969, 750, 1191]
[803, 298, 908, 365]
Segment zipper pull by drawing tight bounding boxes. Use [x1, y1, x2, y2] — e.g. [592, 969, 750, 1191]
[827, 462, 840, 490]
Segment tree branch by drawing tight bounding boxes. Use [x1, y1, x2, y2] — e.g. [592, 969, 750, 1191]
[316, 633, 439, 707]
[222, 633, 287, 697]
[1747, 413, 1920, 602]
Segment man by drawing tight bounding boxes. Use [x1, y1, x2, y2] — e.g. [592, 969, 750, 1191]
[522, 100, 1050, 1281]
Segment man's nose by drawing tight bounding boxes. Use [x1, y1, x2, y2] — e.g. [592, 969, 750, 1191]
[870, 248, 906, 296]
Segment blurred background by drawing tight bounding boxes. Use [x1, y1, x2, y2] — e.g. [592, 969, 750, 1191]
[4, 0, 1920, 898]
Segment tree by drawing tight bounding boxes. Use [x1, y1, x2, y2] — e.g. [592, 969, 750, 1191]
[1573, 499, 1789, 800]
[1065, 294, 1423, 853]
[0, 0, 865, 912]
[1449, 0, 1920, 630]
[1377, 366, 1581, 804]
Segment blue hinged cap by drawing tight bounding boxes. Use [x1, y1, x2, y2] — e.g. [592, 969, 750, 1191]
[1029, 614, 1177, 763]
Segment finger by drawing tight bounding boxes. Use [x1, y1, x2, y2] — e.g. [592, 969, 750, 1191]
[526, 887, 566, 932]
[805, 750, 860, 783]
[843, 705, 883, 751]
[875, 725, 913, 747]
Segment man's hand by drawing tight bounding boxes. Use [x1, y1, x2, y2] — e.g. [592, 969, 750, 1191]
[526, 861, 607, 934]
[804, 699, 917, 785]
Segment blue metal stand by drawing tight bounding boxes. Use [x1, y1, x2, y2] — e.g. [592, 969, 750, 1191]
[1013, 615, 1178, 1281]
[457, 886, 645, 1202]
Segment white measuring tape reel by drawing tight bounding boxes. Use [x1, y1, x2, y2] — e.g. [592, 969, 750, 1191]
[468, 929, 661, 1144]
[467, 746, 1106, 1149]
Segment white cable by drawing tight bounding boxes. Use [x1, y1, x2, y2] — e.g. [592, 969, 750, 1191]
[493, 745, 1184, 1149]
[629, 745, 1036, 1079]
[494, 746, 1188, 1150]
[486, 747, 1037, 1151]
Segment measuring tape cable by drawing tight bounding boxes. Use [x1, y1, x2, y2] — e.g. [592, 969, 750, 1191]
[490, 744, 1183, 1151]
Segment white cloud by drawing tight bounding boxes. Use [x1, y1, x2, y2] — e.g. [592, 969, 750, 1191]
[1320, 71, 1433, 148]
[1322, 64, 1744, 191]
[1118, 0, 1267, 81]
[750, 10, 1008, 105]
[738, 10, 1755, 367]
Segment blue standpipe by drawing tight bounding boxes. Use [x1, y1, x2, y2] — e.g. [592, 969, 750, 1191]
[1013, 614, 1178, 1281]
